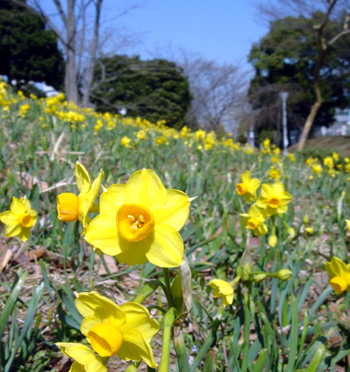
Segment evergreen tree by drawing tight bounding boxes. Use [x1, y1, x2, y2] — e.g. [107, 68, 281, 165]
[0, 0, 64, 91]
[91, 55, 192, 129]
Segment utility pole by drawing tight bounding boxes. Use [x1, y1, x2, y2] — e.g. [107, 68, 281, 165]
[279, 92, 289, 156]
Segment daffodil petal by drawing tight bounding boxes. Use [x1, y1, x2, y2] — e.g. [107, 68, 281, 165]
[240, 170, 251, 184]
[10, 196, 26, 216]
[75, 162, 91, 194]
[20, 197, 31, 210]
[153, 189, 190, 231]
[100, 184, 125, 213]
[124, 169, 167, 211]
[85, 212, 122, 256]
[119, 302, 160, 340]
[279, 192, 293, 205]
[249, 178, 260, 191]
[209, 279, 233, 296]
[260, 184, 274, 199]
[0, 211, 18, 224]
[256, 196, 267, 209]
[273, 183, 285, 194]
[325, 262, 335, 279]
[83, 168, 104, 205]
[145, 224, 183, 268]
[70, 361, 86, 372]
[5, 222, 22, 238]
[80, 315, 101, 337]
[57, 343, 107, 372]
[16, 227, 31, 242]
[76, 291, 126, 329]
[330, 257, 348, 278]
[117, 329, 157, 368]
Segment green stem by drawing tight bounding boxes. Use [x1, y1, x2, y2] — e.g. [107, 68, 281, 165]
[159, 307, 177, 372]
[162, 268, 175, 308]
[133, 280, 161, 304]
[174, 326, 191, 372]
[241, 289, 250, 372]
[147, 305, 167, 315]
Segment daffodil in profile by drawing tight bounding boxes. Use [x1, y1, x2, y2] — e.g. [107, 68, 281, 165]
[236, 171, 260, 203]
[56, 343, 107, 372]
[57, 162, 104, 234]
[0, 196, 37, 242]
[241, 205, 267, 236]
[75, 291, 160, 368]
[256, 183, 292, 216]
[325, 257, 350, 294]
[208, 279, 234, 306]
[85, 169, 192, 267]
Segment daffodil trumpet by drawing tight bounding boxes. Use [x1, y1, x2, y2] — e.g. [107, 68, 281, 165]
[57, 162, 104, 235]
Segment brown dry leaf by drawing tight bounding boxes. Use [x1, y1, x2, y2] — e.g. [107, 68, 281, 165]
[0, 249, 12, 273]
[27, 248, 46, 261]
[13, 171, 48, 191]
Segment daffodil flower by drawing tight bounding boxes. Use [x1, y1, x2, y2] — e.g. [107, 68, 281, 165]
[85, 169, 192, 267]
[56, 343, 107, 372]
[256, 183, 292, 216]
[240, 205, 267, 236]
[208, 279, 234, 306]
[325, 257, 350, 294]
[75, 291, 160, 368]
[236, 171, 260, 203]
[57, 162, 104, 234]
[0, 196, 37, 242]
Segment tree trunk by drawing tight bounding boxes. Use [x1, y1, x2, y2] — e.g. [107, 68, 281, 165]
[296, 98, 322, 151]
[65, 0, 78, 104]
[82, 0, 102, 107]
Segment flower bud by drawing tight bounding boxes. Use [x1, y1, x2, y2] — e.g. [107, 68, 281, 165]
[268, 235, 277, 247]
[303, 214, 309, 225]
[241, 263, 251, 282]
[346, 219, 350, 233]
[277, 269, 292, 281]
[253, 273, 266, 283]
[288, 227, 295, 238]
[305, 227, 314, 234]
[171, 274, 183, 299]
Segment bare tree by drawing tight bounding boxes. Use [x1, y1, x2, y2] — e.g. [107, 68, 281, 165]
[177, 51, 246, 131]
[14, 0, 141, 105]
[255, 0, 350, 150]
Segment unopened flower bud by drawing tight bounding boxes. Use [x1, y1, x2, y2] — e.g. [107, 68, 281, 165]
[346, 219, 350, 233]
[241, 263, 251, 282]
[171, 274, 183, 299]
[268, 235, 277, 247]
[288, 227, 295, 238]
[303, 214, 309, 225]
[277, 269, 292, 281]
[253, 273, 266, 283]
[305, 227, 314, 234]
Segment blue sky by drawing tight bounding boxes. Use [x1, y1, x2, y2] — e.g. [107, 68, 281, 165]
[98, 0, 270, 69]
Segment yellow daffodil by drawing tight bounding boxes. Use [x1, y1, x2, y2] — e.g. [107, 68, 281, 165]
[121, 136, 132, 147]
[76, 291, 160, 368]
[269, 166, 281, 181]
[85, 169, 192, 267]
[57, 162, 104, 234]
[312, 164, 322, 174]
[236, 171, 260, 203]
[56, 343, 107, 372]
[287, 153, 296, 162]
[208, 279, 234, 306]
[325, 257, 350, 294]
[324, 156, 334, 169]
[241, 205, 267, 236]
[256, 183, 292, 216]
[0, 196, 37, 242]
